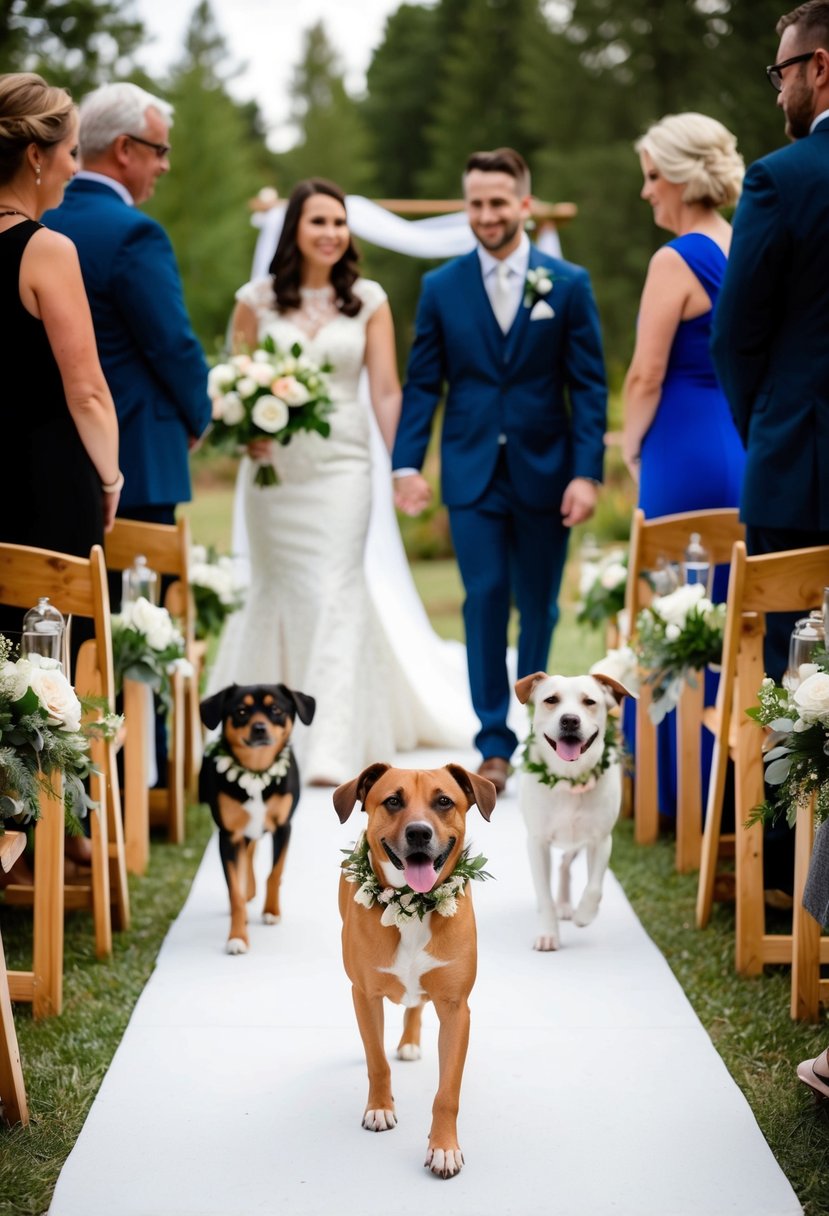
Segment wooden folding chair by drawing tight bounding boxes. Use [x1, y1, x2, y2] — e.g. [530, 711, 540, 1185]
[0, 542, 129, 1017]
[695, 542, 829, 987]
[790, 795, 829, 1021]
[0, 831, 29, 1124]
[625, 508, 745, 870]
[105, 517, 197, 873]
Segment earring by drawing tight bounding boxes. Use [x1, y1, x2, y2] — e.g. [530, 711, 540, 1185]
[35, 165, 41, 186]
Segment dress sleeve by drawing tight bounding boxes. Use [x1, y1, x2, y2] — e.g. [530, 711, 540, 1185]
[355, 278, 388, 321]
[235, 277, 277, 318]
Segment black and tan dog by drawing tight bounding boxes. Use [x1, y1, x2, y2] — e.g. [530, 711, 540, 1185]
[199, 683, 315, 954]
[334, 763, 495, 1179]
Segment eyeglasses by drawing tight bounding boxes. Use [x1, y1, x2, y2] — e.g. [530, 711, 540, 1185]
[765, 51, 815, 91]
[125, 133, 171, 158]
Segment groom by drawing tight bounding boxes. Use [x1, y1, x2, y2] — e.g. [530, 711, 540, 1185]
[393, 148, 607, 792]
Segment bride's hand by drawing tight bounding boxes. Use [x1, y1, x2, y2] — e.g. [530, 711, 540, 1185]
[393, 472, 432, 517]
[247, 438, 274, 461]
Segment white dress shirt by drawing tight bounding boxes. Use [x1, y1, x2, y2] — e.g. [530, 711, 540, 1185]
[73, 170, 135, 206]
[811, 108, 829, 132]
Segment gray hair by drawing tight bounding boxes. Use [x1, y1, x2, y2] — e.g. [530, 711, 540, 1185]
[78, 82, 173, 160]
[635, 112, 744, 210]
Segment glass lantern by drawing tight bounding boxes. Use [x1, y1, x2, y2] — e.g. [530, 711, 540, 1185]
[121, 554, 159, 610]
[21, 596, 65, 666]
[783, 613, 825, 692]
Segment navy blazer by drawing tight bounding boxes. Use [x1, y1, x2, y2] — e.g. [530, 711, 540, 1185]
[393, 244, 607, 510]
[44, 179, 211, 509]
[711, 117, 829, 530]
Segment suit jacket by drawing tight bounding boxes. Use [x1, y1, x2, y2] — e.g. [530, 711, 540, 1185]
[711, 116, 829, 530]
[393, 244, 607, 510]
[44, 178, 211, 509]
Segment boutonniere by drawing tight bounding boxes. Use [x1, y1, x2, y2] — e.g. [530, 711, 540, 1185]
[524, 265, 554, 309]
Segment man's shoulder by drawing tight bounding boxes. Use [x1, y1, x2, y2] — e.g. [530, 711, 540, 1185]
[749, 134, 829, 187]
[422, 251, 476, 289]
[534, 250, 590, 287]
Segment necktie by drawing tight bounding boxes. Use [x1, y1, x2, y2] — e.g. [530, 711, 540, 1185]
[491, 261, 513, 334]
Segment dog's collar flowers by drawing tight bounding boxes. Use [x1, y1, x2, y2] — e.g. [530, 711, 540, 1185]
[524, 266, 553, 308]
[341, 832, 492, 927]
[204, 738, 292, 796]
[521, 716, 621, 792]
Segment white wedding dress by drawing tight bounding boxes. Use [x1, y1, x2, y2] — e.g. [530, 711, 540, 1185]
[206, 276, 476, 784]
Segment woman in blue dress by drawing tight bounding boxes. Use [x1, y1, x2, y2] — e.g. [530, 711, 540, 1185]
[622, 112, 745, 817]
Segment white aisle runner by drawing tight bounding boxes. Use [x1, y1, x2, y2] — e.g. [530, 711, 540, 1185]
[51, 749, 801, 1216]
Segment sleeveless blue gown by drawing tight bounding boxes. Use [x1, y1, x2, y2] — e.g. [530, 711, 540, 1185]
[629, 232, 746, 816]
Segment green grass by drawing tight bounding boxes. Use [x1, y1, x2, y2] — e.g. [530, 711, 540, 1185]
[5, 479, 829, 1213]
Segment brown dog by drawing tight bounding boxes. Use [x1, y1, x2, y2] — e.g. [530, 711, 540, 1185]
[333, 762, 496, 1179]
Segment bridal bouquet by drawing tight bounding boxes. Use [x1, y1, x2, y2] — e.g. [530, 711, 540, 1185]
[111, 598, 190, 711]
[206, 337, 333, 487]
[0, 636, 98, 829]
[189, 545, 246, 640]
[633, 583, 726, 724]
[747, 663, 829, 827]
[576, 549, 628, 630]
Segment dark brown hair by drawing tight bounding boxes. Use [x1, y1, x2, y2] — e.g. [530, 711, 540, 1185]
[268, 178, 362, 317]
[777, 0, 829, 43]
[463, 147, 531, 196]
[0, 72, 75, 187]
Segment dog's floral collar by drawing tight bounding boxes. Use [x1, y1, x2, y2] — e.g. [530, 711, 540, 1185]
[341, 832, 492, 928]
[521, 717, 621, 792]
[523, 265, 553, 308]
[204, 738, 292, 797]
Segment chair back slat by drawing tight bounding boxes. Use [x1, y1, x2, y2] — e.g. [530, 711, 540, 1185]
[740, 544, 829, 615]
[104, 517, 188, 578]
[0, 544, 98, 616]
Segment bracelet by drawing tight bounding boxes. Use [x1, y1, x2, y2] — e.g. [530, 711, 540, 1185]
[101, 470, 125, 494]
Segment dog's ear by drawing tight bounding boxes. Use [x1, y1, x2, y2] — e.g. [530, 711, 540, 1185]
[514, 671, 549, 705]
[200, 685, 236, 730]
[332, 762, 391, 823]
[591, 672, 633, 705]
[446, 764, 496, 822]
[276, 685, 316, 725]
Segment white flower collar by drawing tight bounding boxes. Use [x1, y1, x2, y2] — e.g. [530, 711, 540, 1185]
[205, 738, 292, 797]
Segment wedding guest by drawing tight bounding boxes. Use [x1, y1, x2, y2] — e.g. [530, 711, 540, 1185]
[712, 0, 829, 684]
[621, 112, 745, 816]
[207, 178, 470, 785]
[43, 81, 210, 528]
[393, 147, 607, 794]
[0, 72, 121, 876]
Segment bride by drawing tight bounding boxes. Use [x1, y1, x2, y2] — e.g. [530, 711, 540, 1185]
[207, 178, 474, 784]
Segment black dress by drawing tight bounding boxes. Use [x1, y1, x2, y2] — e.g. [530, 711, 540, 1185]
[0, 220, 103, 639]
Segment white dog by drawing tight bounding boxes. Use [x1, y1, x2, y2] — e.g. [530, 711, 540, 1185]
[514, 670, 631, 952]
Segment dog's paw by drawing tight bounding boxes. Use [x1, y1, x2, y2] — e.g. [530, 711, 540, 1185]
[363, 1108, 397, 1132]
[533, 932, 559, 951]
[425, 1147, 464, 1179]
[226, 937, 249, 955]
[557, 900, 574, 921]
[573, 894, 600, 927]
[397, 1043, 421, 1061]
[262, 912, 281, 925]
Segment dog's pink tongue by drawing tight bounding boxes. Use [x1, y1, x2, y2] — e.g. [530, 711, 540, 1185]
[404, 859, 436, 893]
[556, 739, 582, 763]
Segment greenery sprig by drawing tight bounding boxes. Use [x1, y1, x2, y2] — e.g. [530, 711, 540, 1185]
[521, 715, 622, 790]
[576, 549, 628, 630]
[747, 665, 829, 828]
[341, 831, 492, 927]
[633, 584, 725, 724]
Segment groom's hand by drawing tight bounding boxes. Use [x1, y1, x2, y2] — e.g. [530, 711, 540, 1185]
[394, 472, 432, 516]
[560, 477, 598, 528]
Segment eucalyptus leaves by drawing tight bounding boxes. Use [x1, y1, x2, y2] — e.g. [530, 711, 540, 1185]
[748, 664, 829, 827]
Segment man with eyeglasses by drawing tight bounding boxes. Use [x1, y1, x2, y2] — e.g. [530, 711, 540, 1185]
[44, 81, 210, 530]
[712, 0, 829, 684]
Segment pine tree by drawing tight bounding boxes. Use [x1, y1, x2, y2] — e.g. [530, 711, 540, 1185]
[0, 0, 144, 94]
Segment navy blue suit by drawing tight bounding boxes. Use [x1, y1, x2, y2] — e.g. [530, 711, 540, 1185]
[44, 178, 211, 513]
[394, 244, 607, 759]
[712, 115, 829, 682]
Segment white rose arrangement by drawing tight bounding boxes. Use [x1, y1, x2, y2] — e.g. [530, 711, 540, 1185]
[206, 336, 333, 487]
[0, 636, 106, 829]
[633, 583, 726, 724]
[111, 598, 187, 710]
[576, 548, 628, 631]
[748, 657, 829, 827]
[189, 544, 246, 640]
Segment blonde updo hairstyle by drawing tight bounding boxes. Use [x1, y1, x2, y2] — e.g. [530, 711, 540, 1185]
[0, 72, 74, 188]
[635, 112, 744, 210]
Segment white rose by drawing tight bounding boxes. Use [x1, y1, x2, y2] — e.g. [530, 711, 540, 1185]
[190, 544, 207, 565]
[207, 363, 235, 399]
[799, 663, 821, 683]
[230, 354, 252, 372]
[124, 598, 178, 652]
[248, 361, 276, 387]
[665, 623, 681, 642]
[27, 661, 83, 731]
[578, 561, 599, 597]
[600, 561, 627, 591]
[252, 348, 272, 363]
[235, 376, 258, 399]
[251, 394, 289, 434]
[270, 375, 310, 407]
[220, 392, 245, 426]
[652, 582, 705, 628]
[793, 671, 829, 722]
